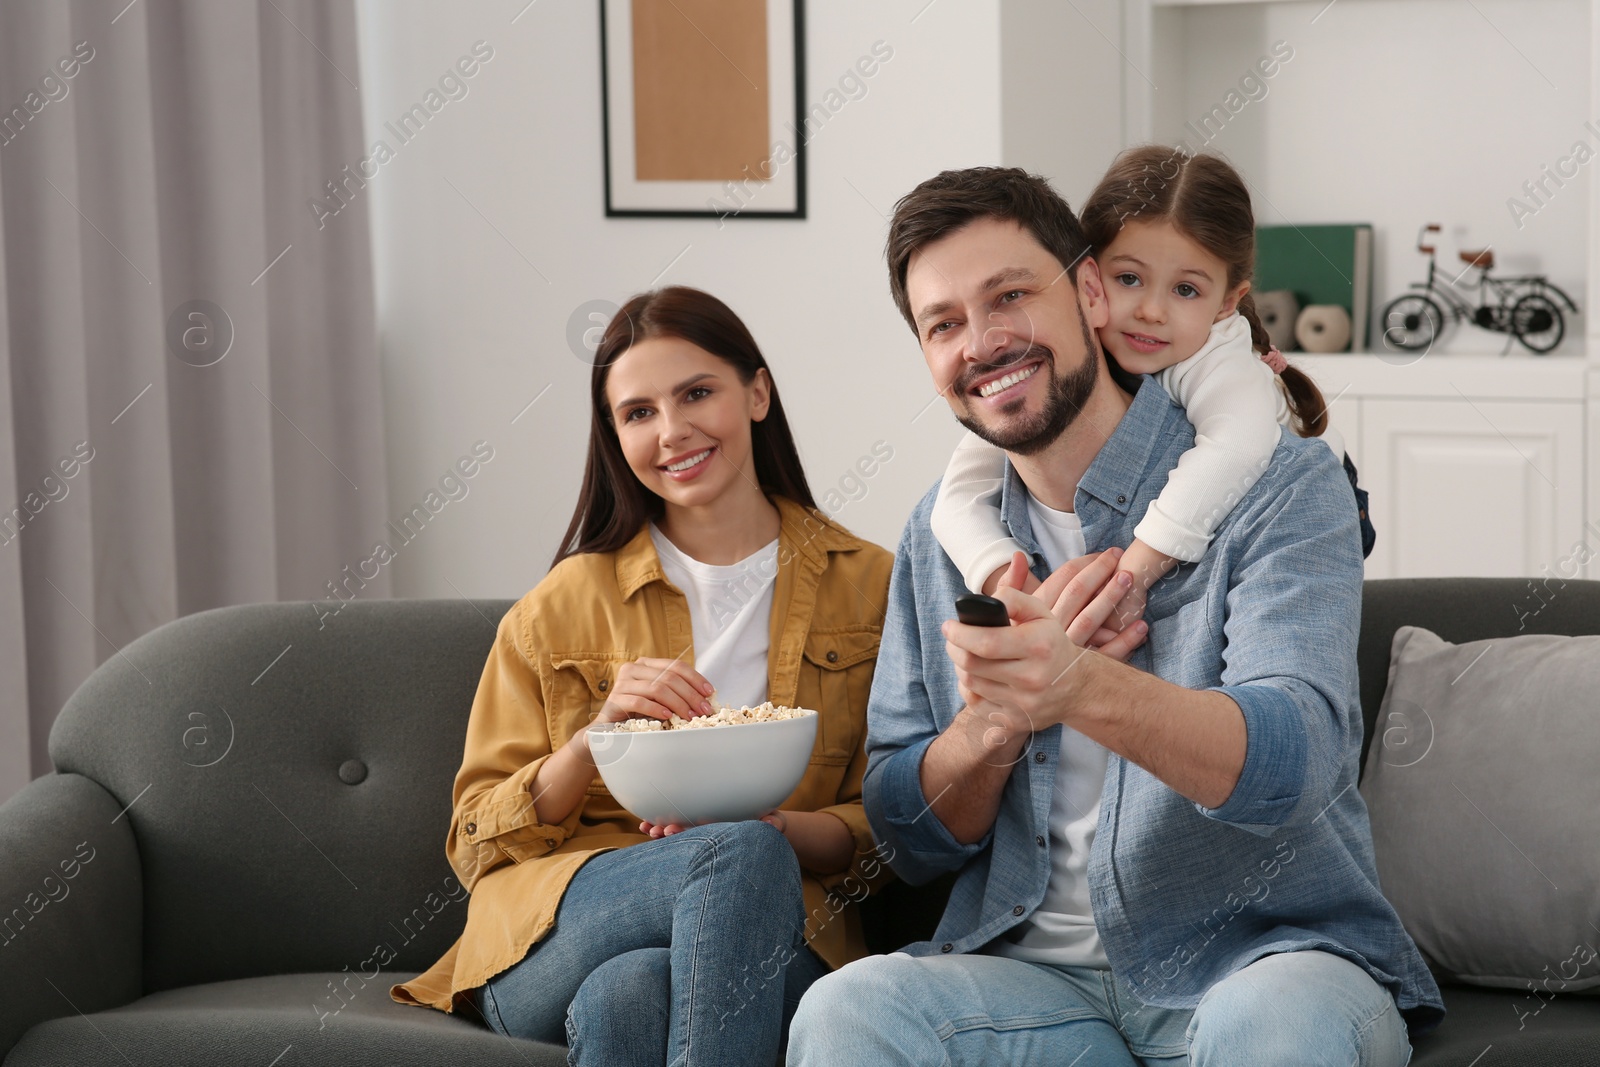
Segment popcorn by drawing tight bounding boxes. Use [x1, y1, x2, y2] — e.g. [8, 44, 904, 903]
[611, 701, 814, 732]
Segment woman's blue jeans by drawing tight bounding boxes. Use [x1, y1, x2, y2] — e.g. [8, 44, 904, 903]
[478, 820, 830, 1067]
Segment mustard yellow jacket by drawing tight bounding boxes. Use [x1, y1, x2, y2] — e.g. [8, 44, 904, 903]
[392, 498, 894, 1012]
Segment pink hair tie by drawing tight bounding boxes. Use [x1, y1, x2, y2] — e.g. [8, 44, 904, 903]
[1261, 346, 1288, 375]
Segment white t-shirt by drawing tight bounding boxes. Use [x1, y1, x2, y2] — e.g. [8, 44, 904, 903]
[649, 525, 780, 710]
[986, 494, 1111, 970]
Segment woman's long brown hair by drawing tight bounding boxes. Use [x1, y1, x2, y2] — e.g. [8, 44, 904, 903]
[1078, 146, 1328, 438]
[550, 286, 817, 570]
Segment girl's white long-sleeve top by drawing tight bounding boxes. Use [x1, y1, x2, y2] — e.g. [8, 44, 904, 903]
[931, 314, 1343, 591]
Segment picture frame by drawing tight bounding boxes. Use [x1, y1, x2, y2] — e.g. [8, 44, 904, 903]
[599, 0, 806, 219]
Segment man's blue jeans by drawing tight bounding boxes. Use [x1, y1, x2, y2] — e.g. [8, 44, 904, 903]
[478, 820, 830, 1067]
[789, 948, 1412, 1066]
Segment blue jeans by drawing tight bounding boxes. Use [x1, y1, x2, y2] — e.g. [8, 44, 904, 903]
[789, 948, 1412, 1066]
[477, 820, 830, 1067]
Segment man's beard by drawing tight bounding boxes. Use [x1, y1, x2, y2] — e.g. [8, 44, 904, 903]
[954, 309, 1101, 457]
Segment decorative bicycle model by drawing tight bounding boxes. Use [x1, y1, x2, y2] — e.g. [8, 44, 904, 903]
[1381, 224, 1579, 355]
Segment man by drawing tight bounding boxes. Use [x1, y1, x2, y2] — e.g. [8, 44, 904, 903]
[789, 168, 1441, 1064]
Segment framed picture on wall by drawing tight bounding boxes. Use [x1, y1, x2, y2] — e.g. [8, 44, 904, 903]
[600, 0, 806, 219]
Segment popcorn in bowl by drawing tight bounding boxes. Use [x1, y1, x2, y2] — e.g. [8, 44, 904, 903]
[611, 701, 814, 732]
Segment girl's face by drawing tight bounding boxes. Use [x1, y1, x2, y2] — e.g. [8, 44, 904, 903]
[1096, 219, 1250, 376]
[605, 336, 771, 513]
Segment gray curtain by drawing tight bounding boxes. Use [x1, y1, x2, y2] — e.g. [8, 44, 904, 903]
[0, 0, 390, 803]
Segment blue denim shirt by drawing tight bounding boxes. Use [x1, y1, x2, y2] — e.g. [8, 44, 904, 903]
[864, 379, 1443, 1033]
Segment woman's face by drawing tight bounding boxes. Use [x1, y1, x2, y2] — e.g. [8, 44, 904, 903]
[605, 336, 771, 512]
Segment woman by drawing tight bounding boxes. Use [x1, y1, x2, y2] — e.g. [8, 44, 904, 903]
[391, 286, 894, 1067]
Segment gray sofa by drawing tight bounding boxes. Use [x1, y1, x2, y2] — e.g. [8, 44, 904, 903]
[2, 581, 1596, 1065]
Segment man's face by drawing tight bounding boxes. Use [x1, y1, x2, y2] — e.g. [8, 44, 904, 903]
[905, 217, 1110, 456]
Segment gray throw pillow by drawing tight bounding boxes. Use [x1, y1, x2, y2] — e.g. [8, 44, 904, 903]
[1360, 625, 1600, 993]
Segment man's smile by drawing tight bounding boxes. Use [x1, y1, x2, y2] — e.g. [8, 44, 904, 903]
[974, 362, 1041, 399]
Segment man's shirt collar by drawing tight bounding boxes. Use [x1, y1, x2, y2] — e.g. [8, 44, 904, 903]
[996, 377, 1174, 561]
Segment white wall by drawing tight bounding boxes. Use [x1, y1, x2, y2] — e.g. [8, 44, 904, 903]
[1151, 0, 1592, 354]
[999, 0, 1128, 206]
[355, 0, 1001, 599]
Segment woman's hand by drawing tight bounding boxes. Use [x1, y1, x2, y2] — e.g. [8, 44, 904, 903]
[637, 810, 852, 875]
[636, 811, 778, 839]
[602, 657, 714, 837]
[592, 657, 716, 727]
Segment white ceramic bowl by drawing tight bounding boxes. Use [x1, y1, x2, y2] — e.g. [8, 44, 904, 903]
[587, 712, 818, 826]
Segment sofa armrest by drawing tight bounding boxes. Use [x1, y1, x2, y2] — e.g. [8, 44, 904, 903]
[0, 773, 141, 1055]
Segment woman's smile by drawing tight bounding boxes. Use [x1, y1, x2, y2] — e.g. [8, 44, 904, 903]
[661, 447, 716, 479]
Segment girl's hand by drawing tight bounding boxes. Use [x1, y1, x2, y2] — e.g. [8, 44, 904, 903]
[987, 552, 1042, 597]
[1099, 582, 1149, 640]
[1025, 549, 1131, 650]
[592, 657, 716, 727]
[758, 810, 788, 834]
[972, 556, 1036, 598]
[1103, 539, 1175, 635]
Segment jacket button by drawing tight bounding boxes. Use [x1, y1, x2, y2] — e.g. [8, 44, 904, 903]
[1034, 751, 1046, 764]
[1035, 835, 1046, 848]
[338, 759, 367, 785]
[544, 838, 557, 848]
[1013, 905, 1025, 916]
[1117, 493, 1127, 504]
[465, 822, 477, 835]
[940, 943, 953, 953]
[598, 679, 609, 691]
[826, 650, 839, 663]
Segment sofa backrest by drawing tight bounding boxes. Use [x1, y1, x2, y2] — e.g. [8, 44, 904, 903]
[49, 599, 516, 995]
[1355, 578, 1600, 776]
[48, 579, 1600, 991]
[870, 577, 1600, 949]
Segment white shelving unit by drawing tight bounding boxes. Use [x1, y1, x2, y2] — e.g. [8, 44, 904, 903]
[1118, 0, 1600, 579]
[1291, 353, 1588, 578]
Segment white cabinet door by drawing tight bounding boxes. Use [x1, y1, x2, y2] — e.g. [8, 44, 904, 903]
[1361, 399, 1585, 579]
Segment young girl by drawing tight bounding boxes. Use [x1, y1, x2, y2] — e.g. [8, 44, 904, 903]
[931, 146, 1373, 621]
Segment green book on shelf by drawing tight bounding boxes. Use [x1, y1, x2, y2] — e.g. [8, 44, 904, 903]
[1255, 224, 1373, 350]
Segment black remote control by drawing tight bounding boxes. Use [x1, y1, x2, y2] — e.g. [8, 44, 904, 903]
[955, 593, 1009, 627]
